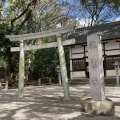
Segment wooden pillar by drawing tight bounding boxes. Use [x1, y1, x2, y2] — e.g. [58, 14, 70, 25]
[38, 78, 41, 86]
[57, 34, 70, 100]
[18, 40, 25, 98]
[69, 47, 73, 79]
[5, 80, 8, 90]
[103, 43, 106, 77]
[83, 45, 87, 78]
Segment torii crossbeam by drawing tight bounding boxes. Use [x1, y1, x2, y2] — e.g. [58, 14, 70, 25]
[6, 23, 76, 100]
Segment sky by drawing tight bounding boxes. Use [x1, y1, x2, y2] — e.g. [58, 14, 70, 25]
[1, 0, 120, 28]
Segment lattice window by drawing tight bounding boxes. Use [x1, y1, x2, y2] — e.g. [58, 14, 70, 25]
[106, 56, 120, 70]
[72, 59, 84, 71]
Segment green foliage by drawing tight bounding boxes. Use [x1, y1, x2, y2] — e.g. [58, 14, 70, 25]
[4, 0, 67, 33]
[32, 47, 59, 78]
[0, 24, 10, 67]
[2, 0, 70, 79]
[26, 37, 58, 79]
[1, 0, 119, 80]
[29, 46, 70, 79]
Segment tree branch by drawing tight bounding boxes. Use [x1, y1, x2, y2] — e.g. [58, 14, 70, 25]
[11, 0, 37, 28]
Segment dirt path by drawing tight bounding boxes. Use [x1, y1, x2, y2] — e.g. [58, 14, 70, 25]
[0, 84, 120, 120]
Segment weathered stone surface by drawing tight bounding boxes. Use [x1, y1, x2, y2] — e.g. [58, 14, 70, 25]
[6, 23, 76, 41]
[57, 34, 70, 100]
[82, 98, 115, 116]
[18, 40, 24, 98]
[10, 39, 75, 52]
[87, 34, 105, 101]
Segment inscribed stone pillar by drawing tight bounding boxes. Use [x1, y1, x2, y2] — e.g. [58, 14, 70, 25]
[87, 34, 105, 101]
[69, 47, 73, 79]
[115, 67, 119, 86]
[18, 40, 24, 98]
[57, 34, 70, 100]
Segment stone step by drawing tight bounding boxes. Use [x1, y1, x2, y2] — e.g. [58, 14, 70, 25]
[69, 77, 118, 86]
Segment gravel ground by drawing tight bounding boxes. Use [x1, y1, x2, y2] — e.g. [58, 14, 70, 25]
[0, 84, 120, 120]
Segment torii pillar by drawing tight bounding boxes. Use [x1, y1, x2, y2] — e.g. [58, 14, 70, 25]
[18, 40, 25, 98]
[57, 34, 70, 100]
[6, 23, 76, 99]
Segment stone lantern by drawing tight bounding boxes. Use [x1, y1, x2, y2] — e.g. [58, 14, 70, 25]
[56, 65, 62, 85]
[113, 61, 120, 86]
[28, 58, 31, 68]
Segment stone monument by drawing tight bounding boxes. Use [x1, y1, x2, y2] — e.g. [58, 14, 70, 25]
[87, 34, 105, 101]
[82, 34, 114, 115]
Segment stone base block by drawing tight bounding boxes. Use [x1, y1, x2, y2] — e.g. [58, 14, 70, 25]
[82, 98, 115, 116]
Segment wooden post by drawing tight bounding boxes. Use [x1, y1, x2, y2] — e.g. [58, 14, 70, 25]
[116, 68, 119, 86]
[49, 78, 52, 85]
[18, 40, 24, 98]
[113, 61, 120, 86]
[58, 71, 62, 85]
[57, 34, 70, 100]
[5, 80, 8, 90]
[69, 47, 73, 79]
[38, 78, 41, 86]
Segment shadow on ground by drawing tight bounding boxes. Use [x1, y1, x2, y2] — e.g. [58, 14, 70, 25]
[0, 85, 119, 120]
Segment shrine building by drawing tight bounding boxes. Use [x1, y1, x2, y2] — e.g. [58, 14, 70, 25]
[67, 21, 120, 79]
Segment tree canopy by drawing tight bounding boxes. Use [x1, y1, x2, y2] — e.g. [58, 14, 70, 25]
[76, 0, 120, 25]
[0, 0, 120, 83]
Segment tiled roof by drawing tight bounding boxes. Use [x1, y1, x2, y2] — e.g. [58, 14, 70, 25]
[67, 21, 120, 44]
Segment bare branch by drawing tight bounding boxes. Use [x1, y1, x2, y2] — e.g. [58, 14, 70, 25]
[11, 0, 37, 28]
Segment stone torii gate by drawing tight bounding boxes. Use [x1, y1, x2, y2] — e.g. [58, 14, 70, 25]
[6, 24, 76, 100]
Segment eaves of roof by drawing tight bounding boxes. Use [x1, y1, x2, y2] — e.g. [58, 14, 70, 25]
[67, 21, 120, 44]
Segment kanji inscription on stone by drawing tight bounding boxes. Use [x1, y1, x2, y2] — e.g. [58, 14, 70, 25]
[90, 58, 98, 68]
[88, 40, 97, 49]
[87, 34, 105, 101]
[91, 77, 98, 85]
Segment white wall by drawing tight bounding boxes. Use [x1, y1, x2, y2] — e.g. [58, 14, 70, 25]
[69, 45, 85, 79]
[86, 41, 120, 56]
[69, 40, 120, 78]
[105, 41, 120, 56]
[106, 70, 120, 76]
[71, 45, 84, 59]
[72, 54, 84, 59]
[72, 45, 84, 53]
[72, 71, 85, 78]
[105, 41, 120, 50]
